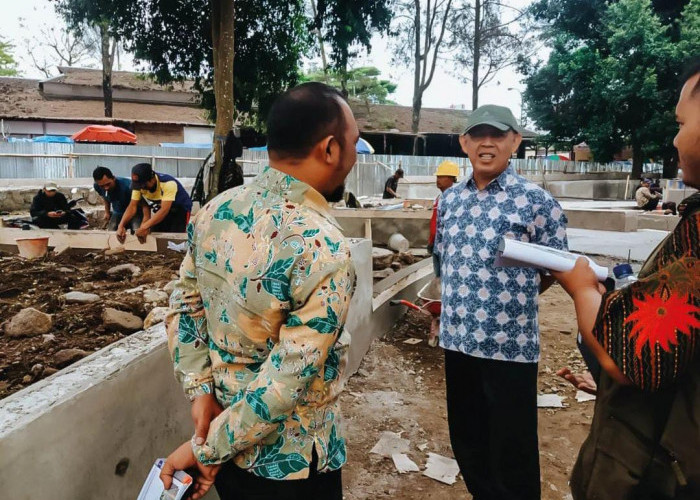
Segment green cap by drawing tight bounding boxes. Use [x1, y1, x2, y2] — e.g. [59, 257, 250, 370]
[463, 104, 520, 134]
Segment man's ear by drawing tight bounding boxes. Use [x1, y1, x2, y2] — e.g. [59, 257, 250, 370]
[511, 133, 523, 154]
[459, 134, 469, 153]
[321, 135, 340, 163]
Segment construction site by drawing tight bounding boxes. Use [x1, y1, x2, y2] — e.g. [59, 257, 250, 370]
[0, 142, 694, 500]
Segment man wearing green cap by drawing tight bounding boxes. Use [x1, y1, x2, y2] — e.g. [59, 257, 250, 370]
[434, 105, 568, 499]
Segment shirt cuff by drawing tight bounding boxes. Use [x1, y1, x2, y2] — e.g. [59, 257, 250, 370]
[184, 382, 215, 401]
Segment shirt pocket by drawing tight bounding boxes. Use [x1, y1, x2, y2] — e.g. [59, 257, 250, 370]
[500, 214, 530, 242]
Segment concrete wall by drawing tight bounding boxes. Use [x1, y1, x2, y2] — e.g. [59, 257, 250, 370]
[332, 209, 432, 248]
[546, 179, 629, 200]
[0, 239, 377, 499]
[0, 325, 198, 500]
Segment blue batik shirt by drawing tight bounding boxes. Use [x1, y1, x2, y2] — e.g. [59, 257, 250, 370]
[435, 165, 568, 363]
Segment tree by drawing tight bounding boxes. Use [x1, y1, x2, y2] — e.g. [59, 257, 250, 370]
[0, 37, 19, 77]
[449, 0, 534, 109]
[73, 0, 308, 200]
[523, 0, 692, 178]
[312, 0, 393, 95]
[303, 66, 397, 114]
[54, 1, 121, 117]
[392, 0, 454, 136]
[19, 17, 99, 78]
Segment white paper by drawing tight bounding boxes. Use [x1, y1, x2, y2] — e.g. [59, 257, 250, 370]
[167, 241, 187, 253]
[496, 238, 608, 281]
[392, 453, 420, 474]
[137, 458, 192, 500]
[537, 394, 565, 408]
[576, 390, 597, 402]
[423, 453, 460, 485]
[370, 431, 410, 457]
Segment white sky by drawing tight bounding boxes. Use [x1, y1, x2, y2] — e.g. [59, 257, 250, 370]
[1, 0, 542, 119]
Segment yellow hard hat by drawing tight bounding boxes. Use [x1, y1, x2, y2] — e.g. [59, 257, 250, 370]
[435, 161, 460, 177]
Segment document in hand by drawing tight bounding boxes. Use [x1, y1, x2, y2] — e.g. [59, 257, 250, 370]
[495, 237, 608, 282]
[137, 458, 192, 500]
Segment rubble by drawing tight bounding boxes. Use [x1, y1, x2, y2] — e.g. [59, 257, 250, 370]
[4, 308, 53, 338]
[143, 289, 168, 304]
[144, 307, 170, 329]
[107, 263, 142, 277]
[54, 348, 90, 368]
[62, 291, 101, 304]
[103, 308, 143, 331]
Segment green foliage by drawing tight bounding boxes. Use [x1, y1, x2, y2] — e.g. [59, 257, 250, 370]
[0, 37, 20, 77]
[56, 0, 310, 126]
[303, 66, 396, 104]
[524, 0, 695, 176]
[313, 0, 393, 90]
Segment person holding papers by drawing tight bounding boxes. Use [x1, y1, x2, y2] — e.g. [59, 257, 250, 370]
[434, 104, 568, 499]
[552, 58, 700, 500]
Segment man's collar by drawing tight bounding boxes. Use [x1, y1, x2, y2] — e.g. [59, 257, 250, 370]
[466, 164, 513, 191]
[254, 167, 342, 230]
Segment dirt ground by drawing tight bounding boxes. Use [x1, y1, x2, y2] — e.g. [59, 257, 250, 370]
[0, 246, 608, 499]
[0, 249, 183, 398]
[341, 284, 592, 500]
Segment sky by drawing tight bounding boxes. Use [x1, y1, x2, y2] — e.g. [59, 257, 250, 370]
[1, 0, 543, 121]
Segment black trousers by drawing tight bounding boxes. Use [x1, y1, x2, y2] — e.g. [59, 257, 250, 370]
[151, 206, 189, 233]
[444, 349, 540, 500]
[214, 450, 342, 500]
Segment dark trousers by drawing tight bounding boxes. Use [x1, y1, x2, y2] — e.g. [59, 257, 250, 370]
[151, 206, 189, 233]
[444, 349, 540, 500]
[214, 450, 342, 500]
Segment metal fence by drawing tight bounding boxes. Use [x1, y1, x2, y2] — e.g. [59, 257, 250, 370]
[0, 142, 211, 179]
[0, 143, 665, 198]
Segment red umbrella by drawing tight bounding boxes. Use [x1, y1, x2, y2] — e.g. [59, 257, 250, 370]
[72, 125, 137, 144]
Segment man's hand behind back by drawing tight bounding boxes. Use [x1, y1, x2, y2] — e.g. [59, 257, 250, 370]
[192, 394, 223, 446]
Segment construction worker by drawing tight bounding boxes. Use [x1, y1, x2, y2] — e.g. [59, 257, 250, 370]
[426, 161, 459, 347]
[117, 163, 193, 243]
[427, 160, 460, 277]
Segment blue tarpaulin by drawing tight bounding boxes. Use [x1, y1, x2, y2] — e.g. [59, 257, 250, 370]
[7, 136, 74, 143]
[33, 135, 74, 143]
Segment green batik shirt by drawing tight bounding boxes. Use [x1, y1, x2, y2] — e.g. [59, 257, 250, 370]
[166, 167, 356, 479]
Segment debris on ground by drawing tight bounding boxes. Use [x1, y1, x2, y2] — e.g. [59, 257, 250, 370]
[576, 391, 596, 402]
[423, 452, 460, 485]
[537, 394, 565, 408]
[0, 249, 182, 399]
[370, 431, 411, 458]
[392, 453, 420, 474]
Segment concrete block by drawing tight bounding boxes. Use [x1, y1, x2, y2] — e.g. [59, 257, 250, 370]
[0, 325, 212, 500]
[564, 209, 638, 232]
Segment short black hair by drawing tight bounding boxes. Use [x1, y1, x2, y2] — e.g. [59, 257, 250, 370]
[396, 169, 404, 178]
[266, 82, 347, 159]
[93, 166, 114, 181]
[681, 56, 700, 97]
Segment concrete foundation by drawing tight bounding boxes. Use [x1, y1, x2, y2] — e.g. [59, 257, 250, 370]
[0, 238, 398, 498]
[0, 325, 198, 500]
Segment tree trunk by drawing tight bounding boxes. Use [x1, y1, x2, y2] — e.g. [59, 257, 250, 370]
[99, 24, 115, 118]
[209, 0, 236, 202]
[631, 135, 643, 180]
[471, 0, 481, 110]
[412, 0, 422, 133]
[662, 152, 678, 179]
[309, 0, 328, 78]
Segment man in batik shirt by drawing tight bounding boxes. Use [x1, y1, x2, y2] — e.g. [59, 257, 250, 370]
[160, 82, 360, 500]
[553, 59, 700, 500]
[435, 105, 568, 499]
